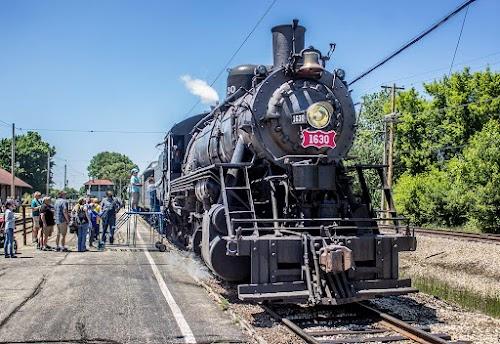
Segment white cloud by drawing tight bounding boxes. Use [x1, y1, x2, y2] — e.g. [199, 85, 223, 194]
[180, 75, 219, 105]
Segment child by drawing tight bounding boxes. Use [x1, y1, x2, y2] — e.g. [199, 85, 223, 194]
[3, 200, 16, 258]
[86, 199, 99, 247]
[92, 198, 101, 243]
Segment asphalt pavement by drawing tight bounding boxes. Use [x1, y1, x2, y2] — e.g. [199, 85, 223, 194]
[0, 217, 249, 344]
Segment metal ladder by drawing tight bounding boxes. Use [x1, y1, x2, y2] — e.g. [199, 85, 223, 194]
[218, 165, 257, 236]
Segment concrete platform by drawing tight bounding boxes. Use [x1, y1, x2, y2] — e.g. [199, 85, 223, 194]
[0, 218, 249, 344]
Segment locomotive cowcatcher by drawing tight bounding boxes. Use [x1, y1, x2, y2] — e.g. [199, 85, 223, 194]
[158, 20, 417, 305]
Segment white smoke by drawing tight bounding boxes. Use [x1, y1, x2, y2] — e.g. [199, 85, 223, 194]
[180, 75, 219, 105]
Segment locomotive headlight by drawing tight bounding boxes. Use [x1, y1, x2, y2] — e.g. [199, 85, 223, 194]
[306, 102, 333, 129]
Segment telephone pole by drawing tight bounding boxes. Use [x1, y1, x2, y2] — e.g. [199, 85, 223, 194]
[64, 163, 68, 190]
[46, 152, 51, 195]
[381, 83, 404, 213]
[10, 123, 15, 199]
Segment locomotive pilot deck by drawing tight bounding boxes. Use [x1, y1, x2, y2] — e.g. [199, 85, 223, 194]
[232, 229, 417, 304]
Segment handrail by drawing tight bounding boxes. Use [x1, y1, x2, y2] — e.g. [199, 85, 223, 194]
[230, 217, 408, 223]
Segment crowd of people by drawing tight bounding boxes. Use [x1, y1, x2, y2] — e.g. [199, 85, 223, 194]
[1, 167, 163, 257]
[2, 189, 121, 257]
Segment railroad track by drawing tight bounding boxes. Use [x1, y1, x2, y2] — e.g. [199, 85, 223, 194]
[262, 302, 467, 344]
[413, 227, 500, 244]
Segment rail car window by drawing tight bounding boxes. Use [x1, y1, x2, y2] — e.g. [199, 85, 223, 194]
[171, 135, 185, 173]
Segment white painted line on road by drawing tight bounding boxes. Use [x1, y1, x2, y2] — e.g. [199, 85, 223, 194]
[136, 229, 197, 344]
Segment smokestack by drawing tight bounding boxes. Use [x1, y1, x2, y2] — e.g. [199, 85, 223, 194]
[271, 21, 306, 68]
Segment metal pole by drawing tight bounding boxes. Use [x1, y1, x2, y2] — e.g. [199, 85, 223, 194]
[46, 152, 50, 196]
[126, 215, 130, 245]
[64, 163, 67, 190]
[11, 123, 15, 199]
[22, 205, 27, 246]
[385, 83, 404, 189]
[387, 84, 396, 190]
[381, 84, 404, 213]
[380, 120, 388, 214]
[133, 214, 137, 247]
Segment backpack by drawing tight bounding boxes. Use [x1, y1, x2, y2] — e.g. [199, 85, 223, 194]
[72, 205, 89, 226]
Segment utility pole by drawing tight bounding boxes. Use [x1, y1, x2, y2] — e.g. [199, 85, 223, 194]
[10, 123, 15, 199]
[381, 83, 404, 214]
[64, 163, 68, 190]
[46, 152, 51, 196]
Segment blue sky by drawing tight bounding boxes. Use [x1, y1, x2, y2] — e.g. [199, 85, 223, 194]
[0, 0, 499, 189]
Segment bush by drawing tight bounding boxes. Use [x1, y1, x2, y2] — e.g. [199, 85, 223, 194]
[393, 169, 468, 227]
[459, 120, 500, 233]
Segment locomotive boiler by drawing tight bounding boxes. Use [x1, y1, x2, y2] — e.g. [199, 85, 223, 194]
[160, 21, 417, 305]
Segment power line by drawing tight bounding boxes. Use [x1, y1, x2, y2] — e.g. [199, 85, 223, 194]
[182, 0, 278, 118]
[407, 60, 500, 87]
[357, 50, 500, 96]
[449, 5, 470, 75]
[349, 0, 477, 86]
[16, 127, 165, 134]
[361, 94, 500, 124]
[0, 119, 11, 127]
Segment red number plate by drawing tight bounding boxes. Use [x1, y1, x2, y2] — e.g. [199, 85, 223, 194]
[301, 129, 337, 149]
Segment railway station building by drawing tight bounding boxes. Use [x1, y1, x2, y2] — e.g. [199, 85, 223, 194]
[0, 167, 33, 202]
[84, 179, 114, 199]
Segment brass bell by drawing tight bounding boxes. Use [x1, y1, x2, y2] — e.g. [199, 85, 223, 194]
[297, 50, 324, 78]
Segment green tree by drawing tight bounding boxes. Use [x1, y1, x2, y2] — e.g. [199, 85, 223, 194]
[455, 120, 500, 233]
[391, 68, 500, 232]
[0, 131, 56, 192]
[395, 68, 500, 175]
[349, 90, 390, 205]
[49, 187, 80, 200]
[87, 152, 137, 197]
[393, 88, 430, 175]
[351, 90, 389, 164]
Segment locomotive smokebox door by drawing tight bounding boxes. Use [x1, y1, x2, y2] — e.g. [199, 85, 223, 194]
[292, 164, 336, 190]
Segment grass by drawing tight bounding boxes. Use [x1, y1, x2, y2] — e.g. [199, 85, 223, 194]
[218, 296, 230, 311]
[408, 275, 500, 318]
[420, 224, 483, 234]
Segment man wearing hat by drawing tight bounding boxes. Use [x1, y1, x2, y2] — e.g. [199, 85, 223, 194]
[130, 168, 142, 211]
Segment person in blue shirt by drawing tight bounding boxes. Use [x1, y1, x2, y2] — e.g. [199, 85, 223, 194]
[147, 177, 159, 212]
[100, 191, 120, 246]
[130, 168, 142, 211]
[3, 200, 16, 258]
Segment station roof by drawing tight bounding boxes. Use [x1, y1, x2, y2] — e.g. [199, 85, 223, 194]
[0, 167, 32, 188]
[84, 179, 114, 186]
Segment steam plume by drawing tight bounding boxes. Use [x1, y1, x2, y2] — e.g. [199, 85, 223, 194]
[180, 75, 219, 105]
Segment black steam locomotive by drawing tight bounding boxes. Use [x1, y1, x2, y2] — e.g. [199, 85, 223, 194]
[155, 21, 417, 305]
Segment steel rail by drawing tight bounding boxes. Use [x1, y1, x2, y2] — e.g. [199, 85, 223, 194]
[412, 227, 500, 244]
[356, 302, 450, 344]
[262, 302, 455, 344]
[260, 304, 320, 344]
